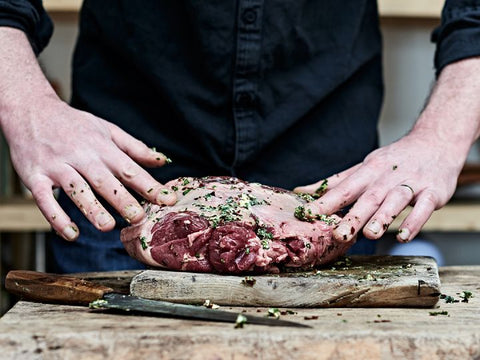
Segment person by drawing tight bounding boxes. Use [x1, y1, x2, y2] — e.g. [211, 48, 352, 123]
[0, 1, 479, 273]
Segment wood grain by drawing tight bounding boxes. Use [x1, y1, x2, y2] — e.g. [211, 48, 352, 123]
[0, 266, 478, 360]
[130, 256, 440, 308]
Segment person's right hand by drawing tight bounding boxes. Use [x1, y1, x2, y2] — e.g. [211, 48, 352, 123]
[3, 95, 176, 241]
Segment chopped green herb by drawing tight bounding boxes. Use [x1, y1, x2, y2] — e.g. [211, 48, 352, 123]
[140, 236, 148, 250]
[267, 308, 281, 319]
[182, 188, 192, 196]
[440, 294, 459, 303]
[260, 239, 270, 250]
[234, 314, 248, 328]
[203, 299, 220, 309]
[294, 206, 314, 222]
[89, 299, 108, 309]
[315, 179, 328, 196]
[294, 206, 335, 225]
[161, 189, 169, 195]
[296, 193, 318, 202]
[460, 291, 473, 303]
[171, 185, 179, 191]
[203, 191, 215, 200]
[182, 178, 190, 186]
[429, 311, 449, 316]
[165, 157, 172, 164]
[245, 247, 250, 255]
[242, 276, 256, 287]
[256, 227, 273, 240]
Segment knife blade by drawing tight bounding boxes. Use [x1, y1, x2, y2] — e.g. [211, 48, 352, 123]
[5, 270, 310, 328]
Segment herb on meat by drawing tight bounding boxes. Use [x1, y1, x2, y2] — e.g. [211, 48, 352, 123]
[182, 188, 192, 196]
[171, 185, 179, 191]
[294, 206, 335, 225]
[296, 193, 317, 202]
[140, 236, 148, 250]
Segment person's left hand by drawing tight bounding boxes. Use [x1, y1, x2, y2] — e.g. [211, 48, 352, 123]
[294, 129, 463, 243]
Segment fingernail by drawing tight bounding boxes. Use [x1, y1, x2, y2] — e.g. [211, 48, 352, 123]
[124, 204, 143, 221]
[63, 225, 78, 241]
[157, 189, 177, 205]
[335, 223, 354, 242]
[96, 211, 114, 228]
[367, 220, 381, 235]
[397, 228, 410, 242]
[152, 149, 172, 164]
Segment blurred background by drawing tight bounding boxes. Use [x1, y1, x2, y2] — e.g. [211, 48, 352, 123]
[1, 0, 479, 315]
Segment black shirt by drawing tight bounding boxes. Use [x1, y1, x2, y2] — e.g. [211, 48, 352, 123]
[1, 0, 480, 190]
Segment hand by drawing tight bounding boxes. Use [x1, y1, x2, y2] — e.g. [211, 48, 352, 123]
[294, 129, 462, 243]
[3, 95, 176, 241]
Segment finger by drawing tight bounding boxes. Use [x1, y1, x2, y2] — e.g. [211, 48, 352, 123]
[80, 165, 148, 225]
[105, 154, 176, 205]
[294, 163, 361, 194]
[56, 167, 117, 231]
[107, 122, 171, 167]
[363, 184, 415, 239]
[332, 188, 386, 242]
[29, 176, 79, 241]
[305, 167, 369, 216]
[396, 191, 437, 243]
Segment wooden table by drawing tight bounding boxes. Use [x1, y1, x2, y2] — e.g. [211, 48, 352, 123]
[0, 266, 479, 359]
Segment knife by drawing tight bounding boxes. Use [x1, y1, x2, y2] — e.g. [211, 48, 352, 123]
[5, 270, 310, 328]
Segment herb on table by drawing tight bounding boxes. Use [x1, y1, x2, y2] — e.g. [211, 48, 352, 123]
[267, 308, 281, 319]
[440, 294, 459, 303]
[89, 299, 109, 309]
[203, 299, 220, 309]
[429, 311, 449, 316]
[242, 276, 256, 287]
[460, 291, 473, 303]
[234, 314, 248, 328]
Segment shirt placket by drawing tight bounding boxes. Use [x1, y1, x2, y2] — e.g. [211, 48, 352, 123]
[231, 0, 264, 167]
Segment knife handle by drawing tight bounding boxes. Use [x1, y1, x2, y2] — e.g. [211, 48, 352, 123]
[5, 270, 114, 305]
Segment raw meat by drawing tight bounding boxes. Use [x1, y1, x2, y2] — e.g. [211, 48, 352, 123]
[120, 176, 355, 274]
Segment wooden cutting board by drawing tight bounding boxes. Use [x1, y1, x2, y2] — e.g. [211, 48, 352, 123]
[130, 255, 441, 308]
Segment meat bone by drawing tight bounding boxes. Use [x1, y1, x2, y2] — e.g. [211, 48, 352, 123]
[5, 270, 310, 328]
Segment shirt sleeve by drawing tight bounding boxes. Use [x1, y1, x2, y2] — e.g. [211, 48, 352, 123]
[0, 0, 53, 55]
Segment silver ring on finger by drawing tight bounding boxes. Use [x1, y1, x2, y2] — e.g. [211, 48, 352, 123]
[400, 184, 415, 196]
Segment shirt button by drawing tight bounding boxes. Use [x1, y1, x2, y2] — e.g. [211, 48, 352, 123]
[235, 91, 255, 108]
[241, 9, 257, 24]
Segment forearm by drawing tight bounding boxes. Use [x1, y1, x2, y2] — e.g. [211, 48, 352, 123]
[412, 57, 480, 165]
[0, 27, 58, 132]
